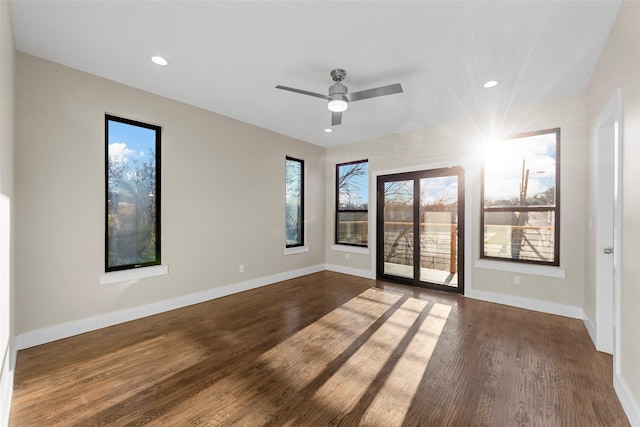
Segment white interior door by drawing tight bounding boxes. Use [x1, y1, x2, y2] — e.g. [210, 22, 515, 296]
[595, 90, 621, 356]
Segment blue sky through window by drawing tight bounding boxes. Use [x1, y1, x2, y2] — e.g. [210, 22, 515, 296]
[108, 120, 155, 161]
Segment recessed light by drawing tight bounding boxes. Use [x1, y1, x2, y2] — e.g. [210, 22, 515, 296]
[483, 80, 498, 88]
[324, 128, 333, 133]
[151, 56, 169, 66]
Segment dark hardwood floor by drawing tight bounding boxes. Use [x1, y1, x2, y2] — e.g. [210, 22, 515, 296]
[10, 271, 629, 426]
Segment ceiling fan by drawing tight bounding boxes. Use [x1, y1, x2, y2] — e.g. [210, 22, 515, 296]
[276, 68, 403, 126]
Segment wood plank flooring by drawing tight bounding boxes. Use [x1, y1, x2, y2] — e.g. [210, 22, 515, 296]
[10, 271, 629, 426]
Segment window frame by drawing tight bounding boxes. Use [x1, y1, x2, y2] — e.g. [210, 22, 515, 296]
[335, 159, 369, 247]
[480, 128, 560, 267]
[285, 156, 305, 248]
[105, 114, 162, 272]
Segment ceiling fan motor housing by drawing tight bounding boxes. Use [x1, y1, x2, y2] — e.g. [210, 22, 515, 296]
[329, 82, 348, 99]
[328, 81, 348, 112]
[329, 69, 348, 103]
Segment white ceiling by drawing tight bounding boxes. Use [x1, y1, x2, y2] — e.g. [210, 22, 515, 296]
[10, 1, 621, 148]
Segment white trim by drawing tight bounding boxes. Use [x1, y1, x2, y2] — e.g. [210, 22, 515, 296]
[475, 259, 566, 279]
[614, 374, 640, 427]
[325, 263, 375, 280]
[100, 265, 169, 285]
[583, 310, 640, 427]
[465, 288, 583, 319]
[613, 89, 623, 373]
[0, 345, 15, 427]
[583, 312, 597, 348]
[284, 246, 309, 255]
[330, 244, 369, 255]
[17, 264, 324, 350]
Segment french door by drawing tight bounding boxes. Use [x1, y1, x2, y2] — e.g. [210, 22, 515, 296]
[376, 167, 464, 293]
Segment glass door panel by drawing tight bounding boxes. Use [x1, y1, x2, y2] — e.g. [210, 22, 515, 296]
[382, 180, 414, 279]
[377, 167, 464, 293]
[419, 176, 458, 287]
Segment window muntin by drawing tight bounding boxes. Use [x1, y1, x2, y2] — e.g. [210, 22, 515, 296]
[285, 156, 304, 248]
[481, 128, 560, 266]
[336, 160, 369, 246]
[105, 115, 161, 271]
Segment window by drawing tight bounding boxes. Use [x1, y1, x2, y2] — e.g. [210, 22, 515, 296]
[481, 128, 560, 266]
[336, 160, 368, 246]
[105, 115, 161, 271]
[285, 156, 304, 247]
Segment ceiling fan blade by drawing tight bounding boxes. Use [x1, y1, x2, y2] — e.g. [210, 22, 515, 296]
[332, 111, 342, 126]
[347, 83, 403, 102]
[275, 85, 330, 100]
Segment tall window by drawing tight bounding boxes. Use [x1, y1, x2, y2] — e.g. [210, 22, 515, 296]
[481, 128, 560, 266]
[285, 156, 304, 248]
[105, 115, 161, 271]
[336, 160, 369, 246]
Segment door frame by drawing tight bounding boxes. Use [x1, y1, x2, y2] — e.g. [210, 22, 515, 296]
[595, 89, 622, 364]
[375, 165, 465, 293]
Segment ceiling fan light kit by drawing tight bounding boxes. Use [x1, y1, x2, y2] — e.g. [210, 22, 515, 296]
[276, 68, 403, 126]
[328, 98, 348, 112]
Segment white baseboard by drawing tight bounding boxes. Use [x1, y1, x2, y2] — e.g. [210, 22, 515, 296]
[464, 288, 583, 319]
[615, 373, 640, 427]
[583, 312, 597, 348]
[0, 345, 15, 427]
[325, 267, 582, 319]
[325, 264, 375, 280]
[16, 264, 325, 350]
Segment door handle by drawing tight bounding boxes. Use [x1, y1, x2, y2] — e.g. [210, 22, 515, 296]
[604, 248, 614, 254]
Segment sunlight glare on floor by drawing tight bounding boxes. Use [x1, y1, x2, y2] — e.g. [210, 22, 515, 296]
[308, 296, 434, 418]
[161, 288, 404, 424]
[259, 288, 403, 383]
[365, 302, 452, 424]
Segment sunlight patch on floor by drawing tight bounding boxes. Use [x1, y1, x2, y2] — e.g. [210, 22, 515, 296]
[310, 297, 430, 415]
[164, 288, 404, 424]
[151, 287, 453, 425]
[365, 302, 451, 425]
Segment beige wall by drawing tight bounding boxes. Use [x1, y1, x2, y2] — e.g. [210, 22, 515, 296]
[0, 0, 15, 420]
[586, 0, 640, 416]
[326, 92, 587, 308]
[14, 53, 325, 334]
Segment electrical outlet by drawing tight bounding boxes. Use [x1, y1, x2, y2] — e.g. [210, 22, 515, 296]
[514, 275, 521, 285]
[239, 264, 245, 273]
[346, 253, 350, 260]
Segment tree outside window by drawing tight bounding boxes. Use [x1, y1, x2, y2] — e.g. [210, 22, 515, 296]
[481, 128, 560, 266]
[336, 160, 368, 246]
[285, 157, 304, 247]
[106, 115, 161, 271]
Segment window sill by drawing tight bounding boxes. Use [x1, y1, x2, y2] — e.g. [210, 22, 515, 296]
[284, 246, 309, 255]
[100, 265, 169, 285]
[331, 244, 369, 255]
[475, 259, 566, 279]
